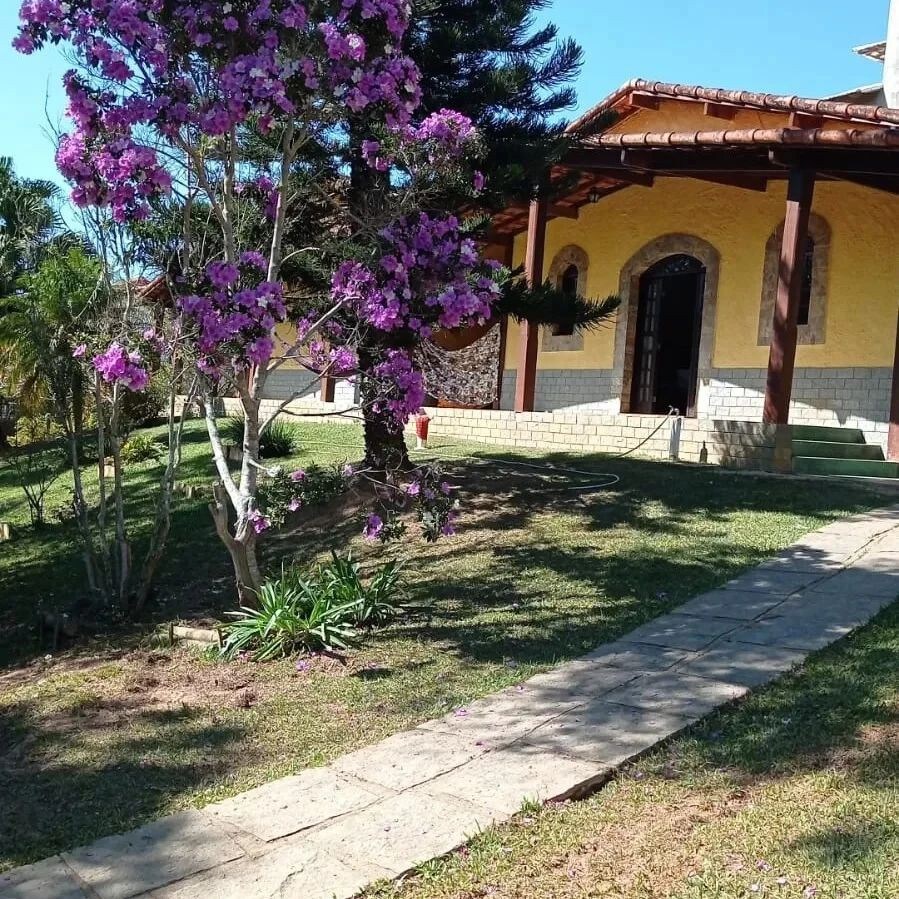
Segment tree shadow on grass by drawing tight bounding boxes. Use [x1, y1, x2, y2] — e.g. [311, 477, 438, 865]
[0, 448, 884, 673]
[651, 601, 899, 786]
[0, 695, 246, 870]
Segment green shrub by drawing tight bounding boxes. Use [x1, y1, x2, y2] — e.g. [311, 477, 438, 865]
[316, 554, 404, 629]
[220, 416, 299, 458]
[219, 555, 404, 660]
[220, 572, 357, 660]
[121, 431, 164, 464]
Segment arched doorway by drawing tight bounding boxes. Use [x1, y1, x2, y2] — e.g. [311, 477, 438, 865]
[631, 254, 706, 416]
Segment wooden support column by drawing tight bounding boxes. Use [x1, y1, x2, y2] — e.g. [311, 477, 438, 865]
[493, 240, 515, 410]
[514, 197, 548, 413]
[889, 307, 899, 461]
[320, 375, 336, 403]
[763, 168, 816, 424]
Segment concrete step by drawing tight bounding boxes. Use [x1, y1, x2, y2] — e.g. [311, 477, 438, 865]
[793, 456, 899, 479]
[792, 440, 885, 461]
[790, 425, 866, 444]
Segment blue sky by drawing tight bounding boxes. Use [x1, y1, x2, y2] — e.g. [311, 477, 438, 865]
[0, 0, 891, 186]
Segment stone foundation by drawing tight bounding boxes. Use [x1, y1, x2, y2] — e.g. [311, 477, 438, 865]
[419, 406, 786, 472]
[500, 366, 892, 455]
[708, 367, 891, 453]
[501, 369, 620, 414]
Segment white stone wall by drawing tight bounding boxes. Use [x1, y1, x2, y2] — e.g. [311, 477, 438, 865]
[708, 367, 892, 452]
[501, 369, 621, 414]
[417, 407, 784, 472]
[500, 366, 892, 454]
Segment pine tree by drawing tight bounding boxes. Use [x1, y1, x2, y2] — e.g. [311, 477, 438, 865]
[409, 0, 583, 206]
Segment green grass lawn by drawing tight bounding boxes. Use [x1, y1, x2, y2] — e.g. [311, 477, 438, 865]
[0, 419, 891, 871]
[364, 602, 899, 899]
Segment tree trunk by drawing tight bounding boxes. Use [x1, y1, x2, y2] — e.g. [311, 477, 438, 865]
[348, 120, 413, 475]
[363, 408, 410, 472]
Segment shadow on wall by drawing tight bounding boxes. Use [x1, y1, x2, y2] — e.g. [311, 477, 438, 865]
[708, 368, 893, 449]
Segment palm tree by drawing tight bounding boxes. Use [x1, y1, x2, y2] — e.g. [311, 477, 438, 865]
[0, 158, 89, 431]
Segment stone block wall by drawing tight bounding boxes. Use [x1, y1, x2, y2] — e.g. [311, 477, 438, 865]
[500, 369, 620, 414]
[499, 366, 892, 454]
[418, 407, 783, 472]
[708, 367, 892, 452]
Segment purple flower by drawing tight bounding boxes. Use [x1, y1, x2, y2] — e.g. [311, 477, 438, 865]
[248, 510, 271, 534]
[290, 469, 306, 482]
[72, 343, 87, 358]
[287, 498, 302, 512]
[363, 514, 384, 541]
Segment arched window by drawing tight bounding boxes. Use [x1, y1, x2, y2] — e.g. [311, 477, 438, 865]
[561, 264, 580, 296]
[758, 214, 831, 345]
[545, 246, 589, 350]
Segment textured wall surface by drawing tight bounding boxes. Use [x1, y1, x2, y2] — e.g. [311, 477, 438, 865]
[417, 407, 785, 472]
[707, 367, 892, 452]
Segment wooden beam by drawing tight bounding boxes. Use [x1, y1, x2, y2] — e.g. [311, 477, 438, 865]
[628, 91, 661, 110]
[511, 202, 579, 220]
[788, 112, 825, 129]
[320, 376, 336, 404]
[515, 198, 548, 413]
[769, 148, 899, 175]
[890, 308, 899, 461]
[622, 149, 773, 173]
[703, 101, 737, 120]
[763, 168, 816, 425]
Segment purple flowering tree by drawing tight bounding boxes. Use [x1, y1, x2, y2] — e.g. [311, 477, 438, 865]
[15, 0, 499, 600]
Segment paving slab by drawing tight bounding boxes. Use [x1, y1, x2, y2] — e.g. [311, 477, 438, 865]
[723, 569, 826, 596]
[756, 549, 849, 573]
[619, 613, 741, 652]
[310, 790, 492, 877]
[62, 811, 244, 899]
[417, 685, 580, 749]
[331, 728, 487, 792]
[675, 641, 810, 688]
[805, 567, 899, 598]
[730, 596, 881, 651]
[815, 512, 899, 540]
[150, 835, 391, 899]
[581, 640, 695, 671]
[205, 767, 388, 843]
[674, 589, 785, 621]
[520, 700, 693, 765]
[601, 670, 748, 718]
[521, 660, 640, 705]
[0, 857, 86, 899]
[423, 745, 604, 815]
[775, 591, 896, 620]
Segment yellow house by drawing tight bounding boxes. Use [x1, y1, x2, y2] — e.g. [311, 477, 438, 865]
[261, 27, 899, 476]
[450, 42, 899, 476]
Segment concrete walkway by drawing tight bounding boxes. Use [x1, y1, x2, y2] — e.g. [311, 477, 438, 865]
[4, 507, 899, 899]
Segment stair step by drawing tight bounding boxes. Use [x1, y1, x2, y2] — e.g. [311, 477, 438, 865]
[792, 440, 885, 461]
[793, 457, 899, 479]
[790, 425, 866, 444]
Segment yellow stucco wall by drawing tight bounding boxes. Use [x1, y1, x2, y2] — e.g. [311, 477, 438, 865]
[505, 176, 899, 371]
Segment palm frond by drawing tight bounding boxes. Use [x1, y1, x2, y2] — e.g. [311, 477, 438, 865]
[497, 271, 620, 333]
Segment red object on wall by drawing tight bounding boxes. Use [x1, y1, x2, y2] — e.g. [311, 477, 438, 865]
[415, 414, 431, 443]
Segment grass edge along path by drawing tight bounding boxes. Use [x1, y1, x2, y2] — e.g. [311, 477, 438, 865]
[364, 599, 899, 899]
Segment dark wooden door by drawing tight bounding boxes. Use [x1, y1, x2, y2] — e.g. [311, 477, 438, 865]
[631, 255, 706, 416]
[632, 276, 663, 413]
